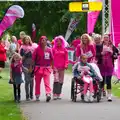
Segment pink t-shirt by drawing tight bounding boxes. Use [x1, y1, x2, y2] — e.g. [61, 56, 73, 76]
[76, 44, 96, 62]
[11, 61, 22, 74]
[32, 46, 53, 67]
[52, 47, 68, 69]
[71, 39, 81, 48]
[17, 39, 23, 47]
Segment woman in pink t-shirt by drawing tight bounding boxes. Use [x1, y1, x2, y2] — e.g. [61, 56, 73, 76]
[76, 33, 96, 63]
[32, 36, 53, 102]
[52, 35, 68, 100]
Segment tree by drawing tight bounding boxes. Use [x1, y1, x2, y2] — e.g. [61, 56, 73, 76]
[0, 1, 102, 42]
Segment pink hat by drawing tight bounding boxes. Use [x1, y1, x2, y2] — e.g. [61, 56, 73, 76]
[39, 36, 47, 45]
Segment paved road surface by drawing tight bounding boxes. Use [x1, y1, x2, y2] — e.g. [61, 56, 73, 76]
[20, 74, 120, 120]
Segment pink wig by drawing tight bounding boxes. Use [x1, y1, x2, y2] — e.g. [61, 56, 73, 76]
[53, 35, 66, 48]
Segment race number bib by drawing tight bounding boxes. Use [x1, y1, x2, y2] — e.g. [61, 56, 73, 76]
[44, 52, 50, 60]
[85, 51, 93, 58]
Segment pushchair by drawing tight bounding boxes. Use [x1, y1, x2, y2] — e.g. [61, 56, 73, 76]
[71, 63, 102, 102]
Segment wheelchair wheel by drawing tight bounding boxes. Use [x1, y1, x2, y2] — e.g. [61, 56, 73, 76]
[97, 88, 102, 102]
[71, 78, 77, 102]
[81, 94, 84, 101]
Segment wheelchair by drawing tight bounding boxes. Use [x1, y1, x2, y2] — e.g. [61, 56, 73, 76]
[71, 77, 102, 102]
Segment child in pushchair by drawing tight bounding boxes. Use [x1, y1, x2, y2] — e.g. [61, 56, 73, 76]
[72, 54, 102, 102]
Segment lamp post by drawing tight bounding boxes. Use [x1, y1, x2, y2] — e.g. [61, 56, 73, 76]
[102, 0, 111, 35]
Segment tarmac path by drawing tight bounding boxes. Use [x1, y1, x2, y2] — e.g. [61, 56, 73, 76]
[20, 73, 120, 120]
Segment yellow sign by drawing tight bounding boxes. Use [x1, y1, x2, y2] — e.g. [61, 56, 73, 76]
[69, 2, 103, 12]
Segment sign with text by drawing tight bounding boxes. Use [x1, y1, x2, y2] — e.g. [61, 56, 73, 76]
[82, 3, 89, 10]
[67, 47, 75, 65]
[69, 2, 102, 12]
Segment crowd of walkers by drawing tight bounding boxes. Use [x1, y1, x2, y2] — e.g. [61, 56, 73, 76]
[0, 31, 120, 103]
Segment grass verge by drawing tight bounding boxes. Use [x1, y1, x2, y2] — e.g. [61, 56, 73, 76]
[112, 78, 120, 98]
[66, 64, 72, 74]
[0, 68, 25, 120]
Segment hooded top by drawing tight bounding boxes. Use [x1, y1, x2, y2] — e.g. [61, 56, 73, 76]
[53, 35, 69, 48]
[0, 42, 6, 61]
[52, 35, 68, 69]
[32, 36, 53, 67]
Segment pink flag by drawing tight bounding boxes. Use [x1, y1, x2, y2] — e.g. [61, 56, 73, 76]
[32, 23, 36, 42]
[111, 0, 120, 80]
[0, 5, 24, 37]
[87, 0, 101, 34]
[111, 0, 120, 47]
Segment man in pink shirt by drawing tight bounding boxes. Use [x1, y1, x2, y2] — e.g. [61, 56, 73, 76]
[32, 36, 53, 102]
[70, 36, 81, 62]
[71, 36, 81, 49]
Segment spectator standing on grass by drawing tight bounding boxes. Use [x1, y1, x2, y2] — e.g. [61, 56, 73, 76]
[3, 35, 10, 51]
[9, 36, 17, 60]
[17, 31, 26, 51]
[0, 38, 7, 79]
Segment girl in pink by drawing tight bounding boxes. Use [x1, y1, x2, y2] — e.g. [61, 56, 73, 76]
[10, 53, 23, 103]
[76, 34, 96, 63]
[73, 54, 97, 102]
[32, 36, 53, 102]
[52, 35, 68, 100]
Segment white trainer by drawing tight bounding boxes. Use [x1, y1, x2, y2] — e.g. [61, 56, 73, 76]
[107, 94, 112, 102]
[84, 95, 89, 102]
[53, 96, 57, 100]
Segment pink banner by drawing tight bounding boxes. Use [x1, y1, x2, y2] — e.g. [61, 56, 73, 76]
[111, 0, 120, 47]
[87, 0, 101, 34]
[111, 0, 120, 80]
[114, 57, 120, 79]
[0, 5, 24, 37]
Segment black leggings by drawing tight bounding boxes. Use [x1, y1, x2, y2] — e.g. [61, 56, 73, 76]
[101, 76, 112, 89]
[13, 84, 21, 100]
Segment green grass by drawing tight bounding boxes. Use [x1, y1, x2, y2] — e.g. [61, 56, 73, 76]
[112, 77, 120, 98]
[0, 68, 25, 120]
